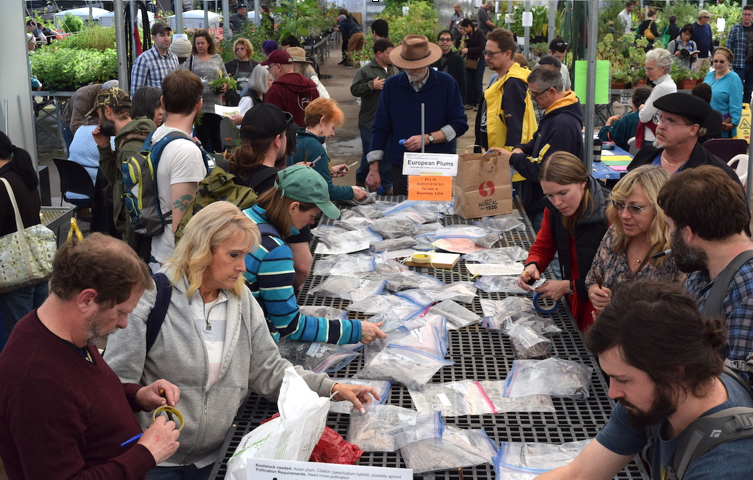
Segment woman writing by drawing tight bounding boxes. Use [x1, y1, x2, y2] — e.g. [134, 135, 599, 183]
[586, 165, 684, 316]
[105, 202, 379, 479]
[704, 47, 743, 137]
[231, 65, 273, 125]
[290, 98, 367, 202]
[244, 165, 385, 345]
[183, 29, 228, 153]
[517, 152, 608, 330]
[0, 131, 47, 339]
[224, 38, 259, 106]
[457, 18, 485, 110]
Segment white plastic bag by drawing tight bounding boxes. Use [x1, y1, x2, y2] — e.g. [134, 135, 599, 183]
[503, 358, 593, 400]
[400, 425, 498, 474]
[226, 367, 329, 470]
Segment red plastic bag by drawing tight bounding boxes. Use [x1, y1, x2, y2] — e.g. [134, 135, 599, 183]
[260, 414, 363, 464]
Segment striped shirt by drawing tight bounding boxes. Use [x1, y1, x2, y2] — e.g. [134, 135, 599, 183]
[130, 47, 179, 95]
[243, 205, 362, 344]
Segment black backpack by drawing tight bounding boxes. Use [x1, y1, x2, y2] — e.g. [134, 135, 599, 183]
[145, 273, 172, 353]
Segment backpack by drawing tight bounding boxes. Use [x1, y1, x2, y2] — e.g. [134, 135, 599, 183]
[701, 250, 753, 321]
[642, 367, 753, 480]
[122, 131, 210, 237]
[146, 273, 172, 353]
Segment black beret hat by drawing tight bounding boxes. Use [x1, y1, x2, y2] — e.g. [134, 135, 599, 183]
[653, 93, 710, 127]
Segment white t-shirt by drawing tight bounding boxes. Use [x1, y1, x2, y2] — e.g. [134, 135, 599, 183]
[149, 124, 207, 264]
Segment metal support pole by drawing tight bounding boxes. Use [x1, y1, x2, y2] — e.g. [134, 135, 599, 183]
[255, 0, 261, 26]
[421, 103, 425, 153]
[115, 0, 129, 94]
[176, 0, 184, 34]
[548, 0, 556, 45]
[223, 0, 230, 39]
[584, 0, 599, 171]
[204, 0, 209, 30]
[129, 0, 137, 68]
[523, 1, 530, 59]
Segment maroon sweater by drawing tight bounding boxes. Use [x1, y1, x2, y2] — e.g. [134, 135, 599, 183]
[0, 311, 155, 479]
[265, 72, 319, 128]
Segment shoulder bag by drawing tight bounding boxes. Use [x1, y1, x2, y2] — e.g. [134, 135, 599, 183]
[0, 178, 56, 293]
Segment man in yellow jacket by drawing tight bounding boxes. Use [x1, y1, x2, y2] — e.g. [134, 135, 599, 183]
[474, 28, 537, 186]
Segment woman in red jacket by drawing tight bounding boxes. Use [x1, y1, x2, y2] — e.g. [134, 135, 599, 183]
[517, 152, 608, 330]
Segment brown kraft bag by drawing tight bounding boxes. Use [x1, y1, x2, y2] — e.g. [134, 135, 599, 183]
[453, 147, 513, 219]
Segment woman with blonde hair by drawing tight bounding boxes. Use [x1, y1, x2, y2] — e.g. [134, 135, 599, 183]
[517, 152, 608, 329]
[586, 165, 684, 316]
[224, 37, 259, 106]
[287, 46, 329, 98]
[105, 201, 379, 480]
[290, 97, 368, 202]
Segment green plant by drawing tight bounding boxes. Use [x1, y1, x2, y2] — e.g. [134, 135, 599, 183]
[55, 25, 116, 52]
[60, 12, 84, 33]
[509, 4, 549, 40]
[275, 0, 327, 40]
[30, 46, 116, 91]
[377, 1, 438, 44]
[671, 65, 692, 84]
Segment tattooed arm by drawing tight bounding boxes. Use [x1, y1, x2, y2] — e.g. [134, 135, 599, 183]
[170, 182, 198, 233]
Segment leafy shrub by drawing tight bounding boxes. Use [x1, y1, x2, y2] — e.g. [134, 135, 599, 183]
[60, 12, 84, 33]
[57, 25, 116, 52]
[30, 47, 117, 91]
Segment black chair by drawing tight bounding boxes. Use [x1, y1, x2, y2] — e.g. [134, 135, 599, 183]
[52, 157, 95, 209]
[702, 138, 748, 164]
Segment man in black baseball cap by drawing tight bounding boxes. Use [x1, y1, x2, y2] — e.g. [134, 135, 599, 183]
[627, 93, 741, 185]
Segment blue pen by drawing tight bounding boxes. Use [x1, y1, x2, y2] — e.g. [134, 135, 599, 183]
[120, 433, 143, 447]
[398, 139, 406, 146]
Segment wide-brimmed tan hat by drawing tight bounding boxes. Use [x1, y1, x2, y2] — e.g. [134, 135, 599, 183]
[287, 46, 312, 64]
[389, 35, 442, 69]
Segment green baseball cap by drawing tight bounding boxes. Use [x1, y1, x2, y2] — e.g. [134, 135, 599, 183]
[274, 165, 340, 219]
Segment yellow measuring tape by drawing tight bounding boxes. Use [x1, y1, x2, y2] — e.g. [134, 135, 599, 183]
[152, 405, 185, 431]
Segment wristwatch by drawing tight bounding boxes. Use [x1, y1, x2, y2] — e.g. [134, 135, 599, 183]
[428, 133, 435, 144]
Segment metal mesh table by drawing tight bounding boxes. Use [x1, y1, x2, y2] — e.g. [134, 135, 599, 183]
[210, 197, 649, 480]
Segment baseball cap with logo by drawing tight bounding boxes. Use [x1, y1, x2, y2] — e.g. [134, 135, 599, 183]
[274, 165, 340, 220]
[86, 87, 132, 116]
[151, 22, 172, 36]
[261, 49, 293, 66]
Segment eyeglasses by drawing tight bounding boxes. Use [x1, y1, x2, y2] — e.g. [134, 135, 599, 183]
[267, 63, 278, 69]
[438, 38, 453, 42]
[527, 88, 548, 100]
[483, 50, 503, 57]
[652, 113, 693, 128]
[611, 200, 650, 215]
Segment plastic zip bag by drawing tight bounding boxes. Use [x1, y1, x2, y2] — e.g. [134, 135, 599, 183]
[399, 425, 498, 474]
[333, 211, 374, 231]
[298, 306, 348, 320]
[368, 212, 425, 239]
[277, 340, 361, 373]
[464, 247, 529, 263]
[328, 379, 391, 414]
[311, 224, 350, 239]
[475, 276, 528, 294]
[312, 254, 376, 277]
[503, 358, 593, 400]
[390, 316, 448, 358]
[346, 294, 424, 318]
[480, 297, 535, 317]
[496, 439, 590, 471]
[351, 200, 399, 219]
[375, 271, 445, 293]
[431, 237, 488, 254]
[308, 276, 387, 302]
[505, 314, 562, 336]
[355, 344, 454, 389]
[340, 189, 377, 206]
[474, 214, 526, 233]
[409, 380, 498, 416]
[478, 381, 555, 414]
[374, 255, 410, 273]
[413, 233, 437, 251]
[316, 229, 380, 255]
[370, 237, 418, 253]
[383, 200, 446, 223]
[428, 299, 481, 330]
[347, 405, 444, 452]
[395, 281, 477, 306]
[434, 225, 488, 240]
[507, 323, 552, 359]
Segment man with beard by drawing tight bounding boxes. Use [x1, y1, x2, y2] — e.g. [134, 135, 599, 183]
[130, 22, 179, 95]
[92, 87, 158, 260]
[657, 165, 753, 361]
[432, 30, 467, 110]
[537, 281, 753, 480]
[148, 69, 208, 269]
[366, 35, 467, 195]
[627, 93, 741, 186]
[0, 234, 182, 479]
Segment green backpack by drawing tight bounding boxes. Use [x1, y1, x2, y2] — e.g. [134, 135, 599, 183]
[174, 166, 276, 243]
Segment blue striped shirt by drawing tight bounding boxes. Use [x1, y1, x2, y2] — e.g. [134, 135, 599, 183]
[130, 47, 179, 95]
[243, 205, 362, 344]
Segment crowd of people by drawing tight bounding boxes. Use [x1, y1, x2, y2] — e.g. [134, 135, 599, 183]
[2, 2, 753, 479]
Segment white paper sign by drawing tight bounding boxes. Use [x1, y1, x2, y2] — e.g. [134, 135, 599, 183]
[236, 459, 412, 479]
[522, 12, 533, 27]
[402, 153, 459, 176]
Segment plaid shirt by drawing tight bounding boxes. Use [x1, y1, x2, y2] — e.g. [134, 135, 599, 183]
[726, 22, 750, 70]
[685, 259, 753, 360]
[129, 47, 179, 95]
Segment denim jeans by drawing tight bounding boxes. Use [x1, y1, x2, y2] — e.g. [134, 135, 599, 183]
[62, 122, 74, 156]
[146, 464, 213, 480]
[355, 126, 392, 192]
[465, 57, 486, 106]
[734, 65, 753, 107]
[0, 280, 48, 338]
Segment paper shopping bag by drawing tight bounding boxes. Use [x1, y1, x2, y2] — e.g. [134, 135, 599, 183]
[453, 148, 513, 219]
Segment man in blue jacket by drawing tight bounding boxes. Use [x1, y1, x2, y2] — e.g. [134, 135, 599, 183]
[366, 35, 468, 195]
[496, 65, 583, 231]
[691, 10, 714, 61]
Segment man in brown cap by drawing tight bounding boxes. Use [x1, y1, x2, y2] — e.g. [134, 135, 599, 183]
[692, 10, 714, 61]
[366, 35, 468, 195]
[130, 22, 179, 95]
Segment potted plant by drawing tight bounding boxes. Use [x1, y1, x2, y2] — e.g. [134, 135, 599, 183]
[611, 66, 630, 90]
